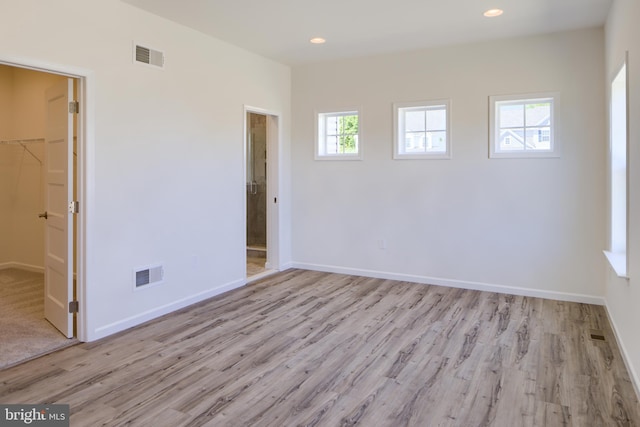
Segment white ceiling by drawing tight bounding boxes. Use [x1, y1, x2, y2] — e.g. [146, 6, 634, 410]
[122, 0, 612, 65]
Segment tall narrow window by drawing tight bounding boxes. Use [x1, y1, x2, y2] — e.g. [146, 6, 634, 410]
[605, 58, 628, 278]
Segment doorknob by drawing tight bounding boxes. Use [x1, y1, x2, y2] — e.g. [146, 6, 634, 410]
[38, 211, 48, 219]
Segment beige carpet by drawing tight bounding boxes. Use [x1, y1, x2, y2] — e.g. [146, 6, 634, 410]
[0, 268, 77, 370]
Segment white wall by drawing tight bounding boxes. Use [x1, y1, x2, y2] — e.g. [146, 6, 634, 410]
[291, 28, 606, 302]
[0, 0, 291, 341]
[605, 0, 640, 394]
[3, 141, 44, 270]
[11, 67, 65, 138]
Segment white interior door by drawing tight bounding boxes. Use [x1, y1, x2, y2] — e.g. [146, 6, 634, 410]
[44, 79, 74, 338]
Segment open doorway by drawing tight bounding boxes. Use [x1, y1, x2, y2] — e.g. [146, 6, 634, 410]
[0, 63, 79, 369]
[245, 107, 280, 279]
[246, 111, 268, 276]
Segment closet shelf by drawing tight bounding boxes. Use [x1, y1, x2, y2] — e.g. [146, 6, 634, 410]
[0, 138, 45, 165]
[0, 138, 45, 145]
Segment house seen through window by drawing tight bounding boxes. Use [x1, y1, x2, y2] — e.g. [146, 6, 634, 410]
[490, 93, 559, 158]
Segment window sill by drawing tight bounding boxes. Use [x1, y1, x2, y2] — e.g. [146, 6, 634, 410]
[603, 250, 629, 279]
[314, 154, 363, 161]
[489, 151, 560, 159]
[394, 152, 451, 160]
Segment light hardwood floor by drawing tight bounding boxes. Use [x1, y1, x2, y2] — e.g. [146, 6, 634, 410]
[1, 269, 639, 426]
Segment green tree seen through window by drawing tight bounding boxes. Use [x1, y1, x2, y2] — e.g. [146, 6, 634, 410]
[337, 114, 358, 153]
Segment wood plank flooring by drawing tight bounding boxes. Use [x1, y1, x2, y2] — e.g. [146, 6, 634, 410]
[1, 269, 639, 426]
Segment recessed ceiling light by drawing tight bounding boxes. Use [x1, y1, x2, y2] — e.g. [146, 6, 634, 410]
[483, 9, 504, 17]
[310, 37, 326, 44]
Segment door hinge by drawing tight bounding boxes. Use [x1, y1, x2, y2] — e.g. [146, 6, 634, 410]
[69, 201, 79, 214]
[69, 101, 79, 114]
[69, 301, 79, 313]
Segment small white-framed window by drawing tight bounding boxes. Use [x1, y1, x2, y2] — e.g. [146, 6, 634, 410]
[315, 109, 361, 160]
[489, 93, 559, 158]
[394, 100, 451, 159]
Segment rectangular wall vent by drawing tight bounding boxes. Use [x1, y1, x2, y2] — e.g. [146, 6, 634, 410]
[134, 265, 164, 289]
[134, 43, 164, 68]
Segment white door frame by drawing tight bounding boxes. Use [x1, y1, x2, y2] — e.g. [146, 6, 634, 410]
[1, 55, 93, 342]
[243, 105, 281, 274]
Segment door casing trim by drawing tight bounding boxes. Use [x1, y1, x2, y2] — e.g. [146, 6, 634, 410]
[243, 105, 282, 275]
[1, 55, 93, 342]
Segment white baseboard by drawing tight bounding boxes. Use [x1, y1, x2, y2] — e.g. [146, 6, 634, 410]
[0, 262, 45, 273]
[603, 302, 640, 402]
[291, 262, 605, 306]
[247, 269, 281, 283]
[279, 261, 294, 271]
[90, 278, 246, 341]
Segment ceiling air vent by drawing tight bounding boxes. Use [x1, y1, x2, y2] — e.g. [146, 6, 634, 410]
[134, 43, 164, 69]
